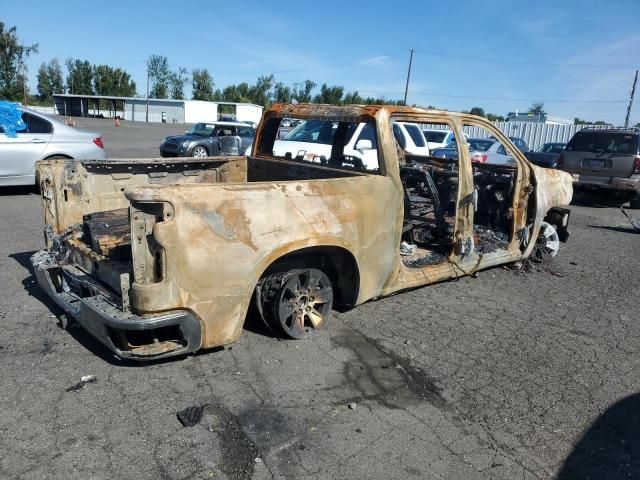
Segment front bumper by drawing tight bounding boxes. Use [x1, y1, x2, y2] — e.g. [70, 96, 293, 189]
[159, 143, 190, 158]
[31, 251, 201, 361]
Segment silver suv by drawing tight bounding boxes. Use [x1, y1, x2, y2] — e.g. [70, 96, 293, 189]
[560, 128, 640, 208]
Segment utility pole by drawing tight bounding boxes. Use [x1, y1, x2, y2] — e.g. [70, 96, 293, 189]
[624, 69, 638, 128]
[21, 56, 27, 105]
[403, 48, 414, 106]
[145, 61, 150, 123]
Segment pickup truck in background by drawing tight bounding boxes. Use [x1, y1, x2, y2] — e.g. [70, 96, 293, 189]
[31, 104, 573, 361]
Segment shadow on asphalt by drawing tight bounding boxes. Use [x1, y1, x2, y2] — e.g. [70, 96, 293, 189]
[589, 225, 640, 234]
[556, 392, 640, 479]
[0, 186, 39, 196]
[570, 192, 632, 209]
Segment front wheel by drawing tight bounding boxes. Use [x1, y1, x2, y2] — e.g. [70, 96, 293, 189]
[260, 268, 333, 339]
[531, 221, 560, 262]
[191, 146, 208, 158]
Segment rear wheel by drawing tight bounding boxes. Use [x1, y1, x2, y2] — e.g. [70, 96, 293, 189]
[629, 194, 640, 209]
[259, 268, 333, 339]
[191, 146, 208, 158]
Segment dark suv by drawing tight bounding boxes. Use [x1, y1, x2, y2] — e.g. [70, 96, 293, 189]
[160, 121, 255, 158]
[559, 128, 640, 208]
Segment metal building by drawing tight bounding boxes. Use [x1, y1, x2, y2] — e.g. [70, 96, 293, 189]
[52, 94, 263, 125]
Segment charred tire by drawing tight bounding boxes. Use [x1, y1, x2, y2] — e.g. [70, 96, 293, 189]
[191, 146, 208, 158]
[259, 268, 333, 339]
[629, 194, 640, 209]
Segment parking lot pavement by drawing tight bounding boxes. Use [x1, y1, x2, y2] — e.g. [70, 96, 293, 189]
[1, 127, 639, 479]
[71, 117, 194, 158]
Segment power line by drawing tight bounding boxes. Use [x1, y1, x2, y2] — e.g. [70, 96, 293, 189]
[358, 89, 628, 104]
[412, 49, 637, 70]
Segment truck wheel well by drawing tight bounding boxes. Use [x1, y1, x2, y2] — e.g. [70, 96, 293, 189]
[260, 246, 360, 307]
[44, 154, 73, 159]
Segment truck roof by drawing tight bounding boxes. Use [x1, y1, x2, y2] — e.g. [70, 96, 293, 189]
[266, 103, 464, 120]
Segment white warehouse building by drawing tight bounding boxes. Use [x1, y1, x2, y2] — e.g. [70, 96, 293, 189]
[52, 94, 263, 125]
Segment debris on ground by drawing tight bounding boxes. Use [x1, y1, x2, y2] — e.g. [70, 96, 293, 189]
[400, 241, 417, 256]
[505, 258, 565, 277]
[254, 457, 262, 464]
[65, 374, 97, 392]
[177, 405, 208, 427]
[348, 402, 357, 410]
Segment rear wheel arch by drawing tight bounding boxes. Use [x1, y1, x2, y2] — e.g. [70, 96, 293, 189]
[258, 246, 360, 308]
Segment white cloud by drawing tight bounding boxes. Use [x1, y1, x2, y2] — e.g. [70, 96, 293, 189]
[357, 55, 391, 67]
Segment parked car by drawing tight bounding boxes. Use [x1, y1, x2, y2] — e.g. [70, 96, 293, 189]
[525, 142, 566, 168]
[0, 107, 106, 186]
[559, 127, 640, 208]
[508, 137, 529, 153]
[422, 129, 468, 150]
[32, 104, 572, 360]
[488, 135, 529, 153]
[273, 119, 380, 169]
[392, 122, 430, 156]
[159, 121, 255, 158]
[431, 138, 515, 165]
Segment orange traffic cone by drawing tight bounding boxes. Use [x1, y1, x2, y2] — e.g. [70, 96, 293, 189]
[115, 117, 120, 127]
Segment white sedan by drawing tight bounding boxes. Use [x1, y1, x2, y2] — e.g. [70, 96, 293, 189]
[0, 108, 106, 186]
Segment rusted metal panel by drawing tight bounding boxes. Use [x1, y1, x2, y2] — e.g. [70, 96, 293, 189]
[34, 104, 574, 357]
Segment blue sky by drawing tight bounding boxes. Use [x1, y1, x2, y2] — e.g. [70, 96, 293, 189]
[3, 0, 639, 124]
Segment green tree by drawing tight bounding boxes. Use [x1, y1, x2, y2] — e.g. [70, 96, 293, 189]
[292, 80, 316, 103]
[343, 91, 365, 104]
[249, 75, 275, 106]
[148, 54, 170, 99]
[487, 113, 505, 122]
[313, 83, 344, 104]
[93, 64, 136, 96]
[528, 101, 546, 116]
[0, 23, 38, 101]
[169, 67, 188, 99]
[469, 106, 485, 117]
[36, 59, 64, 102]
[65, 59, 93, 95]
[273, 82, 292, 103]
[192, 69, 214, 101]
[635, 122, 640, 128]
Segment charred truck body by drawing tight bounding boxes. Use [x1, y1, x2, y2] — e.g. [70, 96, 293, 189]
[32, 104, 573, 361]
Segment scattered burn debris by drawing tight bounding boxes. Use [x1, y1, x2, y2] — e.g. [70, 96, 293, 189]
[176, 401, 259, 480]
[403, 252, 447, 268]
[474, 224, 510, 253]
[177, 405, 208, 427]
[65, 374, 97, 392]
[506, 258, 565, 277]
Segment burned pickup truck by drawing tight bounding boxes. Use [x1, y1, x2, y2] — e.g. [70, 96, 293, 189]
[32, 104, 572, 360]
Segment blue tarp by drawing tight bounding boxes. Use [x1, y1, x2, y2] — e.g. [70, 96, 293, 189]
[0, 101, 26, 138]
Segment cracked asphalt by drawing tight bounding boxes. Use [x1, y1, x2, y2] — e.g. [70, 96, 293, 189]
[1, 119, 639, 479]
